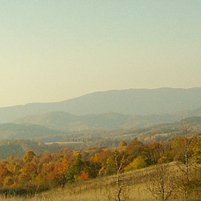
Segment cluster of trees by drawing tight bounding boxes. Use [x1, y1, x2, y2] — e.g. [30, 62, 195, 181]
[0, 133, 201, 198]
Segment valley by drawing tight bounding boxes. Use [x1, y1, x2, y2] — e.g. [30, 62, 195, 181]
[0, 88, 201, 200]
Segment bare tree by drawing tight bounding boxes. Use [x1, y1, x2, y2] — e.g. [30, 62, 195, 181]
[114, 151, 126, 201]
[173, 124, 197, 200]
[147, 163, 175, 201]
[105, 151, 128, 201]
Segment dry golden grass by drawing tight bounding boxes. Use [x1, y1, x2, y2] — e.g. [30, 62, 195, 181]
[0, 163, 200, 201]
[0, 168, 153, 201]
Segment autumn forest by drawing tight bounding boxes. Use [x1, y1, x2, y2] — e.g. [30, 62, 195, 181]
[0, 126, 201, 200]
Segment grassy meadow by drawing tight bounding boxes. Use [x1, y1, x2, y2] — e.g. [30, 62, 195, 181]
[0, 170, 152, 201]
[1, 162, 200, 201]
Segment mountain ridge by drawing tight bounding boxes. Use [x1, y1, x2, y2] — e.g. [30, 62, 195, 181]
[1, 87, 201, 123]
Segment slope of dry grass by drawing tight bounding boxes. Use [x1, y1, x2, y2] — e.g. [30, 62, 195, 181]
[0, 162, 200, 201]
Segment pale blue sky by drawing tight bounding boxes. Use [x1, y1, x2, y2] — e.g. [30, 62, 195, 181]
[0, 1, 201, 107]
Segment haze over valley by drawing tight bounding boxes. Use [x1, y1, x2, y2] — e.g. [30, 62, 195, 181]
[0, 87, 201, 155]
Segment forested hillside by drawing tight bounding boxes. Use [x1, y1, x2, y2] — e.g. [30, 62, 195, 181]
[0, 123, 63, 140]
[0, 134, 201, 200]
[0, 139, 60, 159]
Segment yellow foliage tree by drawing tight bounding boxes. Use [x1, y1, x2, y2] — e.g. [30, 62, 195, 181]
[118, 141, 127, 147]
[124, 156, 147, 172]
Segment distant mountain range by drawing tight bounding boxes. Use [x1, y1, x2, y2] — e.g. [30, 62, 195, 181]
[1, 87, 201, 124]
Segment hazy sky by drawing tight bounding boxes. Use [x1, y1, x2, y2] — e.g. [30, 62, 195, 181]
[1, 1, 201, 107]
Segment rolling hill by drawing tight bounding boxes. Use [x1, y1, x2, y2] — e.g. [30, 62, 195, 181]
[0, 139, 60, 159]
[0, 123, 63, 140]
[1, 116, 201, 159]
[13, 111, 180, 132]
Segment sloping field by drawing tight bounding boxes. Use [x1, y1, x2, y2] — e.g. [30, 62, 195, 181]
[0, 162, 200, 201]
